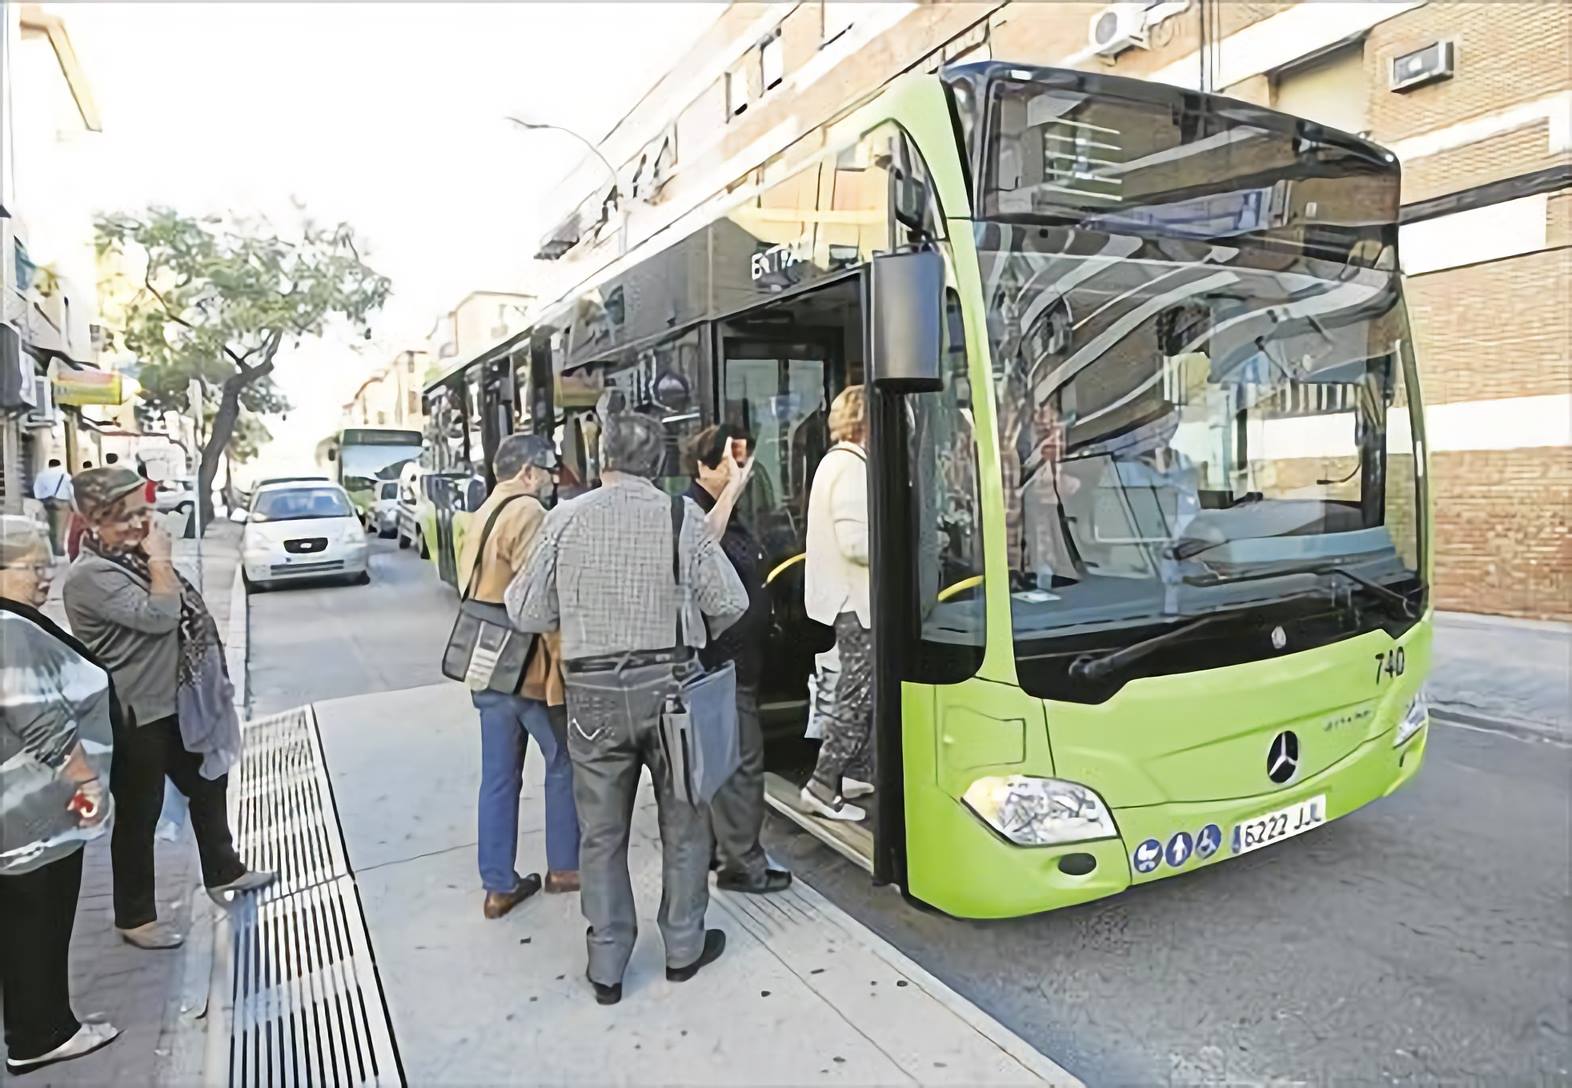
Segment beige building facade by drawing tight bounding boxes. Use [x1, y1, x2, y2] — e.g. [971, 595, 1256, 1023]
[527, 0, 1570, 619]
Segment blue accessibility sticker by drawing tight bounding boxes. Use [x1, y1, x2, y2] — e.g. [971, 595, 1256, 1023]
[1165, 831, 1195, 868]
[1196, 823, 1223, 860]
[1132, 838, 1162, 875]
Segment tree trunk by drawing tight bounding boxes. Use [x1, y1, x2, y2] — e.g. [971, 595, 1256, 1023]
[198, 377, 244, 531]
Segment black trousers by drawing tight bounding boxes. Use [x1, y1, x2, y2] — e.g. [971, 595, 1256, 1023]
[111, 715, 245, 929]
[710, 683, 767, 881]
[0, 850, 83, 1061]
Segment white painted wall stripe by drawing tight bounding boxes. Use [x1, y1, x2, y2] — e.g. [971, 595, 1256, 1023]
[1386, 91, 1572, 162]
[1421, 393, 1572, 454]
[1401, 194, 1550, 276]
[1151, 1, 1426, 94]
[1377, 393, 1572, 454]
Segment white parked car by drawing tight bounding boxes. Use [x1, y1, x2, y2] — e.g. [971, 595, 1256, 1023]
[153, 476, 197, 515]
[367, 479, 400, 538]
[240, 482, 369, 590]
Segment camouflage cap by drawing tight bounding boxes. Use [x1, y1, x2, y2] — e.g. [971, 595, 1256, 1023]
[73, 466, 146, 521]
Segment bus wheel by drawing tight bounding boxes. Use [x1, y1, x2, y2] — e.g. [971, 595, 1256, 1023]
[417, 531, 429, 559]
[397, 530, 411, 550]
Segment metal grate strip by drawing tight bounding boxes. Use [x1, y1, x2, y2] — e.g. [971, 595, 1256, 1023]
[232, 708, 349, 903]
[227, 708, 401, 1086]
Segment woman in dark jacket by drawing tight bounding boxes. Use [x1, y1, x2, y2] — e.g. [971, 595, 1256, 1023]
[683, 425, 791, 894]
[0, 516, 121, 1075]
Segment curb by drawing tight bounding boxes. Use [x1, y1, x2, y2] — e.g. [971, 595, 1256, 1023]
[227, 562, 249, 716]
[1430, 705, 1567, 746]
[153, 884, 217, 1086]
[157, 552, 249, 1085]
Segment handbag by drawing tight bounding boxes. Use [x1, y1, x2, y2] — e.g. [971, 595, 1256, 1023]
[440, 495, 537, 693]
[657, 495, 741, 806]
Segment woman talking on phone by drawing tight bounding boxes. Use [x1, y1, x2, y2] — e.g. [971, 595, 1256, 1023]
[63, 467, 273, 951]
[0, 516, 121, 1075]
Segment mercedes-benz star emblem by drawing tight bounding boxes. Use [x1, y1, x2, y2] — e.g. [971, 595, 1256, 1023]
[1271, 625, 1288, 650]
[1267, 731, 1300, 784]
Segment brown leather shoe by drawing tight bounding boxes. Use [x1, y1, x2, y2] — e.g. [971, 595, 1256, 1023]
[544, 870, 581, 894]
[482, 874, 542, 919]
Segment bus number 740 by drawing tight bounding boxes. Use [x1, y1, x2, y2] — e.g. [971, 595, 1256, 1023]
[1374, 648, 1407, 684]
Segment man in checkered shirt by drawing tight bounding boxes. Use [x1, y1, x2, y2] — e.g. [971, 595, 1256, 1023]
[507, 398, 746, 1006]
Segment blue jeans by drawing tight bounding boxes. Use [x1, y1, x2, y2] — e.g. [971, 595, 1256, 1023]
[472, 692, 580, 891]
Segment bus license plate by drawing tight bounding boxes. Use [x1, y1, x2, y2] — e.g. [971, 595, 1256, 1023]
[1232, 795, 1326, 856]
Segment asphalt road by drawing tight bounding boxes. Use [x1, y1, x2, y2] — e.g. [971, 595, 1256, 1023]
[248, 535, 454, 715]
[248, 550, 1572, 1084]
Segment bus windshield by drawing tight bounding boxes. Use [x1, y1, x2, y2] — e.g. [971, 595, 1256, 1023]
[982, 225, 1425, 697]
[340, 434, 422, 494]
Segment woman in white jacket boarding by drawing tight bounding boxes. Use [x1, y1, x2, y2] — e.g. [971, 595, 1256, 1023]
[801, 386, 877, 822]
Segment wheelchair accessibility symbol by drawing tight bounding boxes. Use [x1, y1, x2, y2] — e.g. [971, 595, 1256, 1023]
[1196, 823, 1223, 860]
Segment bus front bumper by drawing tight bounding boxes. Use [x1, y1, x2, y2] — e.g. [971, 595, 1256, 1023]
[913, 719, 1428, 919]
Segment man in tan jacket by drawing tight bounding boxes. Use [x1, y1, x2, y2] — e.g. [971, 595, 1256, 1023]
[457, 435, 578, 918]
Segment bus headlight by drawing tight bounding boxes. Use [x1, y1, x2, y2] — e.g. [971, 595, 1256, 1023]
[962, 775, 1117, 847]
[1394, 692, 1428, 747]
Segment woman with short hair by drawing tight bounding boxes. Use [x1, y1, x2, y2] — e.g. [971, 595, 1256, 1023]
[800, 385, 876, 822]
[0, 516, 121, 1075]
[63, 467, 272, 951]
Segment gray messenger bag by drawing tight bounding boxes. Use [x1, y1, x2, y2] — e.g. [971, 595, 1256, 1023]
[441, 495, 536, 693]
[656, 495, 740, 806]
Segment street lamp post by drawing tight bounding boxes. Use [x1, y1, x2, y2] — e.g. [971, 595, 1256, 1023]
[505, 116, 627, 256]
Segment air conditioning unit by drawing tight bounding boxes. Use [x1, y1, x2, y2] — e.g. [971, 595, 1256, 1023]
[24, 372, 55, 427]
[1390, 40, 1454, 93]
[1089, 3, 1149, 57]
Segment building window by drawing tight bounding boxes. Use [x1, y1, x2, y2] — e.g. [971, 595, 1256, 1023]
[760, 29, 783, 91]
[822, 1, 855, 45]
[406, 353, 416, 374]
[1271, 41, 1370, 136]
[408, 391, 419, 417]
[725, 70, 748, 120]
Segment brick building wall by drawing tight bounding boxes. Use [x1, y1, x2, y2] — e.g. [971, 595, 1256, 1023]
[534, 0, 1571, 618]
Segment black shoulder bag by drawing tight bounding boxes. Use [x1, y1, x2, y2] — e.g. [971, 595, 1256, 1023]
[441, 496, 537, 692]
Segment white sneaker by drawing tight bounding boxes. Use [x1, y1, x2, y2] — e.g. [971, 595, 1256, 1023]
[842, 777, 875, 798]
[6, 1021, 120, 1075]
[799, 787, 866, 822]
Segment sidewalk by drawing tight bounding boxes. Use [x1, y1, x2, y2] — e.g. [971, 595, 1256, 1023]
[304, 682, 1077, 1086]
[15, 521, 242, 1086]
[1429, 611, 1570, 742]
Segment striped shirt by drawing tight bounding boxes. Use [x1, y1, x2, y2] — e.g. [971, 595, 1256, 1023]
[506, 475, 748, 662]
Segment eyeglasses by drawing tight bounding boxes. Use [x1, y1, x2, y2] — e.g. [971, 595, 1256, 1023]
[3, 562, 53, 579]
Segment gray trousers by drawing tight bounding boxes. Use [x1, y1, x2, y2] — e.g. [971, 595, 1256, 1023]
[710, 683, 765, 882]
[564, 660, 711, 986]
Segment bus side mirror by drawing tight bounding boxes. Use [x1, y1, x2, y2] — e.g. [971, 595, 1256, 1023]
[869, 249, 943, 393]
[327, 449, 337, 462]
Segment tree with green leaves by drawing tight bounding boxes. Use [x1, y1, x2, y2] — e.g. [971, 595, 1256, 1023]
[96, 206, 391, 524]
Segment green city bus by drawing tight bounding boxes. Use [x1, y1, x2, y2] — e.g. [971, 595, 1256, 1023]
[317, 426, 424, 523]
[435, 62, 1431, 919]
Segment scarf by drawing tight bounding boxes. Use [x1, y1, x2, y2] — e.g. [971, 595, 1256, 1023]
[80, 534, 240, 777]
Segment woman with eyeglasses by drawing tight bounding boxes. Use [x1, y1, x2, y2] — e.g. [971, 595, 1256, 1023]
[62, 468, 273, 952]
[0, 516, 122, 1075]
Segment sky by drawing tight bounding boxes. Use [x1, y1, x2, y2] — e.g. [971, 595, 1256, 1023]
[63, 2, 717, 476]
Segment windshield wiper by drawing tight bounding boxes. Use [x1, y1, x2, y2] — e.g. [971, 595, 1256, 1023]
[1184, 562, 1419, 620]
[1068, 612, 1233, 683]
